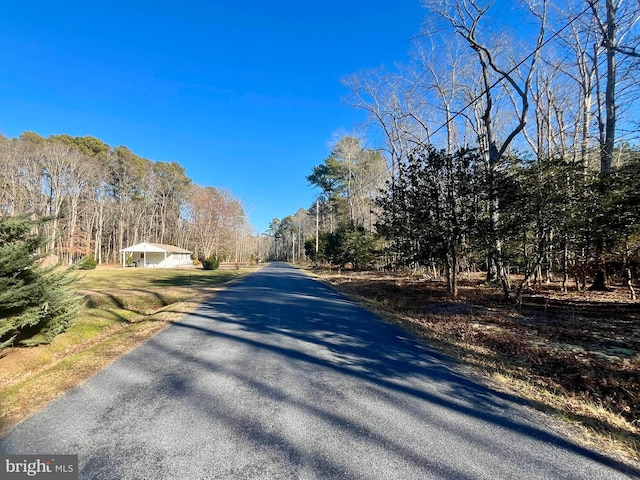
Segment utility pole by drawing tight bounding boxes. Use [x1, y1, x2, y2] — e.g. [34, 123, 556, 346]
[315, 199, 319, 265]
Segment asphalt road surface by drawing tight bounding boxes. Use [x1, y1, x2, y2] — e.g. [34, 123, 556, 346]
[1, 263, 637, 479]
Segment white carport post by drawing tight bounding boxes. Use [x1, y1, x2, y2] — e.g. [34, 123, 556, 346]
[143, 248, 147, 267]
[122, 251, 125, 268]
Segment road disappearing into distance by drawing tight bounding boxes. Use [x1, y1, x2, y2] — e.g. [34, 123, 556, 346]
[1, 263, 636, 479]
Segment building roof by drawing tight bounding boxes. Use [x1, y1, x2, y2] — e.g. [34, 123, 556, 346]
[120, 242, 192, 254]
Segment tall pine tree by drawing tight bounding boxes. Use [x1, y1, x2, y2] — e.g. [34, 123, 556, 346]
[0, 216, 81, 351]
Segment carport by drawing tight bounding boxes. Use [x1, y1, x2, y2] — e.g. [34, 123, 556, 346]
[120, 242, 192, 268]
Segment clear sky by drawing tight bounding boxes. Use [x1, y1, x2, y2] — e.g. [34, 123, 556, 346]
[0, 1, 425, 234]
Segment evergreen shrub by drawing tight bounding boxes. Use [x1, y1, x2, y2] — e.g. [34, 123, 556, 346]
[77, 255, 97, 270]
[0, 216, 82, 351]
[200, 254, 219, 270]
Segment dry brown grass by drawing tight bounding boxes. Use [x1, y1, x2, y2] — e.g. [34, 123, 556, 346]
[307, 267, 640, 465]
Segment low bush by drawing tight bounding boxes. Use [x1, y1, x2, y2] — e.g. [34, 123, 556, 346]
[200, 254, 219, 270]
[76, 255, 97, 270]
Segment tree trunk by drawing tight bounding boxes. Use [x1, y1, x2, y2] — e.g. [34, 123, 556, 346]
[449, 245, 459, 299]
[621, 268, 636, 300]
[588, 268, 612, 292]
[601, 0, 616, 175]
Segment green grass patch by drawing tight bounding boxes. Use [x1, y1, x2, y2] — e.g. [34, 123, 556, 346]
[0, 265, 260, 435]
[73, 267, 241, 290]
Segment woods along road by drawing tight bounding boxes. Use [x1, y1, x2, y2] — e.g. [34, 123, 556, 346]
[1, 263, 637, 479]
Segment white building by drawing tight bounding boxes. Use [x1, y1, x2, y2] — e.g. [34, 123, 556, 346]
[120, 242, 193, 268]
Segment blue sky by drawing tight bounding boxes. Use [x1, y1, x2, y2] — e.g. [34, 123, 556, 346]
[0, 1, 424, 233]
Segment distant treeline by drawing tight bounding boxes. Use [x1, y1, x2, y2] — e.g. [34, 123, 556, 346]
[0, 132, 256, 265]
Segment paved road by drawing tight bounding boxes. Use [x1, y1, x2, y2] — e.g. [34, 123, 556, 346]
[1, 263, 637, 479]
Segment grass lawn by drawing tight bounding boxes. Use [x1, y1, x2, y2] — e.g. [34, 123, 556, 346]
[0, 265, 259, 435]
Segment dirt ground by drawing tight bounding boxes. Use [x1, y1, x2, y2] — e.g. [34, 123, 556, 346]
[314, 269, 639, 457]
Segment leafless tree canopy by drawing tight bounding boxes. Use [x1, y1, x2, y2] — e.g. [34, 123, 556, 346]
[0, 133, 256, 265]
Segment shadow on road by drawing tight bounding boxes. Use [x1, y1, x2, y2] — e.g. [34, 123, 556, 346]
[146, 263, 640, 478]
[3, 263, 637, 479]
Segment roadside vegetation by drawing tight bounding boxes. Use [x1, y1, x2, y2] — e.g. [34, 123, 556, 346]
[0, 265, 257, 435]
[310, 267, 639, 464]
[0, 216, 82, 351]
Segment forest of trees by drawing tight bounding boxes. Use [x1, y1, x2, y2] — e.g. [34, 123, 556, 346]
[0, 132, 257, 265]
[267, 0, 640, 300]
[2, 0, 638, 304]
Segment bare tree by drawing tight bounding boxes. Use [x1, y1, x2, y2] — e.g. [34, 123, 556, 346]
[588, 0, 640, 173]
[423, 0, 547, 297]
[0, 136, 20, 216]
[39, 141, 87, 256]
[408, 35, 476, 153]
[342, 69, 414, 174]
[556, 5, 601, 167]
[185, 185, 249, 262]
